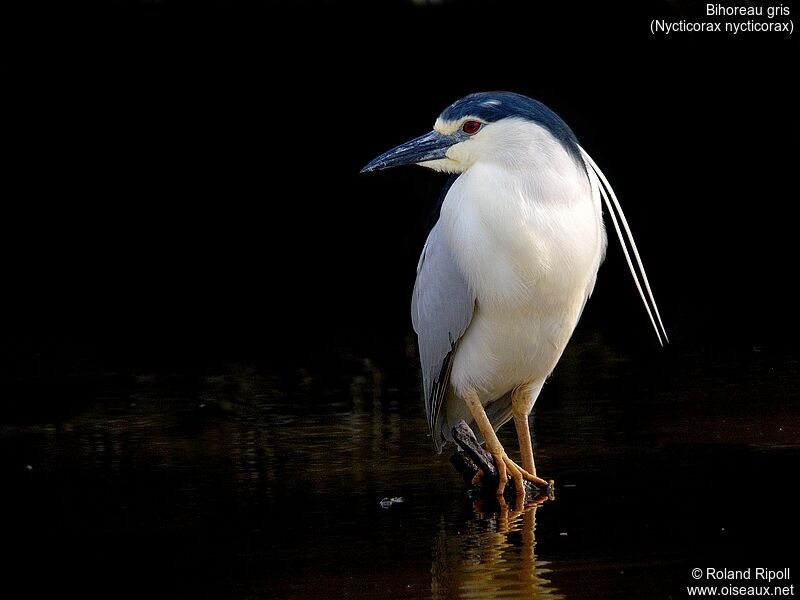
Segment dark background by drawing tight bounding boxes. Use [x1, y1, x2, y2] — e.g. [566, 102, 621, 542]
[1, 3, 797, 598]
[1, 1, 796, 388]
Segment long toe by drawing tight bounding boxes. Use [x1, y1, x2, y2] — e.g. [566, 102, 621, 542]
[520, 469, 550, 489]
[493, 453, 509, 496]
[471, 468, 485, 487]
[503, 456, 526, 500]
[503, 455, 550, 491]
[491, 452, 528, 500]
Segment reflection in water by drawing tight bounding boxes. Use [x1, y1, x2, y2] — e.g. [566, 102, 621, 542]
[3, 341, 799, 599]
[432, 497, 562, 599]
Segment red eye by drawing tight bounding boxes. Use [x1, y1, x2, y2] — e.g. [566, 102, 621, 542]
[462, 120, 482, 135]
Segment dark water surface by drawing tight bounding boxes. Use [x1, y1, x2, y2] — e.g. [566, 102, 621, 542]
[3, 337, 798, 599]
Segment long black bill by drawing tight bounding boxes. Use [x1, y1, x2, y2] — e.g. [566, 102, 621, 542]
[361, 130, 452, 173]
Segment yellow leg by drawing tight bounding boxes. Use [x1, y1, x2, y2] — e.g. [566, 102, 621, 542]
[513, 412, 534, 474]
[463, 389, 546, 499]
[512, 383, 549, 487]
[512, 411, 549, 487]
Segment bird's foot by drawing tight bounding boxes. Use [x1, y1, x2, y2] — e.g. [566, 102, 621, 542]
[471, 468, 485, 487]
[490, 451, 550, 499]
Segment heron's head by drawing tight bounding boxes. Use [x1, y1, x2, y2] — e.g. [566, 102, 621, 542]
[361, 91, 581, 174]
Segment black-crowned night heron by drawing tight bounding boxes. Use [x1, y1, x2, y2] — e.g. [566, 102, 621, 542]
[362, 92, 666, 499]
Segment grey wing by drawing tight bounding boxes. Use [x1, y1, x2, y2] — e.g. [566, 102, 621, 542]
[411, 221, 475, 452]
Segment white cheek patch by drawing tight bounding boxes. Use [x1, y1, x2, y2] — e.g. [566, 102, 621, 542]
[418, 157, 462, 174]
[445, 142, 467, 162]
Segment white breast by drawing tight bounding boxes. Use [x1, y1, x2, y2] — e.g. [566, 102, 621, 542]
[440, 122, 605, 404]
